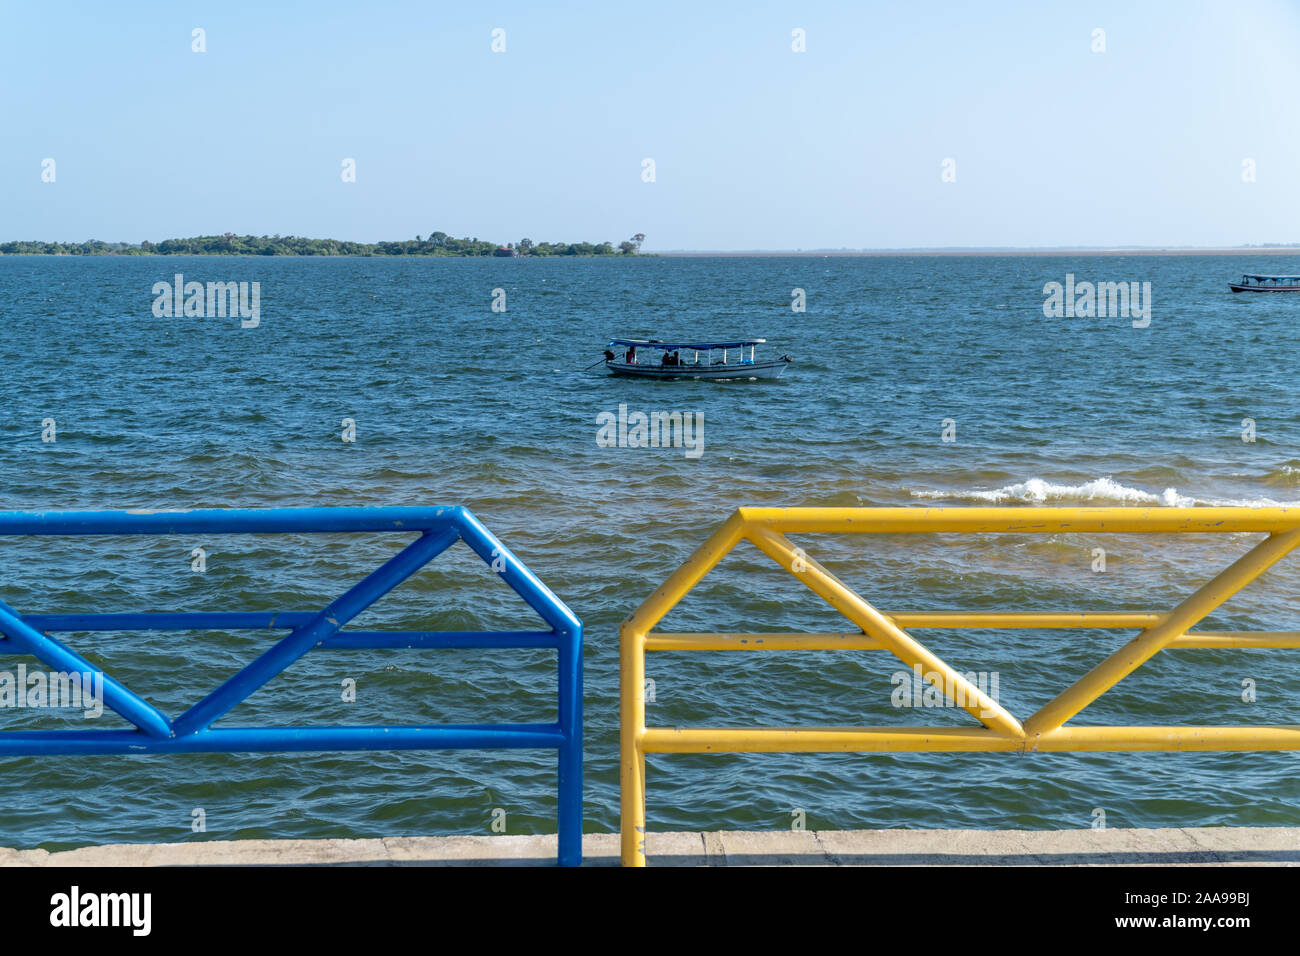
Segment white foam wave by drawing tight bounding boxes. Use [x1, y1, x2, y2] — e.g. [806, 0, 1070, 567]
[910, 476, 1300, 509]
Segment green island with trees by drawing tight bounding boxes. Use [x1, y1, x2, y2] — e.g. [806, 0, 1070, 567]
[0, 232, 647, 257]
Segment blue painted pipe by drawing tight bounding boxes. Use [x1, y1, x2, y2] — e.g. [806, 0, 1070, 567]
[0, 506, 461, 536]
[0, 724, 565, 754]
[14, 615, 562, 650]
[20, 612, 319, 632]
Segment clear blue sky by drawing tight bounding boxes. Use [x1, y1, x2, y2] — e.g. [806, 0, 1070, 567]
[3, 0, 1299, 250]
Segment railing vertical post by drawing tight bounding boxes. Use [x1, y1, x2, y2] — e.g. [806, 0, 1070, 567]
[618, 510, 747, 867]
[620, 620, 647, 867]
[557, 621, 583, 867]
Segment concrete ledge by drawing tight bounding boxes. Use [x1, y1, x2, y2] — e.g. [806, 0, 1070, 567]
[4, 826, 1300, 866]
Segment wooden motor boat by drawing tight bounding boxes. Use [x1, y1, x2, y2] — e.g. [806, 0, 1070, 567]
[1229, 273, 1300, 292]
[603, 339, 791, 380]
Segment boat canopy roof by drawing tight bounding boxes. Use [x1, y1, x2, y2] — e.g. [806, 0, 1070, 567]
[609, 338, 767, 350]
[1241, 274, 1300, 281]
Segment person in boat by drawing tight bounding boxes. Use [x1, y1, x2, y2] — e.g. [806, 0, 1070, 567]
[660, 350, 680, 367]
[625, 346, 636, 364]
[604, 349, 615, 363]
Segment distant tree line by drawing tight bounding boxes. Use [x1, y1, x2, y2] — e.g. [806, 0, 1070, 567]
[0, 232, 647, 257]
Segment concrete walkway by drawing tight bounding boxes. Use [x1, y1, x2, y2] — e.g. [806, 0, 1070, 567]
[4, 826, 1299, 866]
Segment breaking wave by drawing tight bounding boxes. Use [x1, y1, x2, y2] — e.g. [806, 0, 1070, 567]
[910, 476, 1299, 508]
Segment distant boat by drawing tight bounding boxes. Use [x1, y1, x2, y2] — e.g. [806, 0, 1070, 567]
[1229, 273, 1300, 292]
[603, 339, 791, 380]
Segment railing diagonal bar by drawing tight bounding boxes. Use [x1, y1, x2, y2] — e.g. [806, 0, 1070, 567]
[171, 527, 460, 735]
[1023, 526, 1300, 736]
[745, 525, 1022, 737]
[0, 599, 172, 738]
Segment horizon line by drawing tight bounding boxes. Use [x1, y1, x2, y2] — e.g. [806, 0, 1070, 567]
[656, 245, 1300, 257]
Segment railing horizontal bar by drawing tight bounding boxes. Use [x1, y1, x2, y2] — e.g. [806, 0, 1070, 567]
[22, 612, 318, 632]
[643, 724, 1300, 753]
[643, 727, 1020, 752]
[9, 615, 561, 650]
[0, 506, 464, 536]
[1168, 632, 1300, 649]
[1039, 726, 1300, 749]
[644, 631, 1300, 652]
[321, 631, 561, 649]
[890, 612, 1163, 628]
[737, 505, 1300, 535]
[646, 633, 885, 650]
[0, 724, 565, 755]
[645, 614, 1167, 649]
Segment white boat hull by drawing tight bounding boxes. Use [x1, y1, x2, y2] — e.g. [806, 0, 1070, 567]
[606, 359, 790, 380]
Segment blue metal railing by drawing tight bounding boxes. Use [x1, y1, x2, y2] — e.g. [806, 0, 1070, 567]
[0, 506, 583, 866]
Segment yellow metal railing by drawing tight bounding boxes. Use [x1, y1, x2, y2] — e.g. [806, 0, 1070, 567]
[619, 506, 1300, 866]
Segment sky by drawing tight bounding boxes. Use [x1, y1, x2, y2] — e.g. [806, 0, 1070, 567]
[3, 0, 1300, 251]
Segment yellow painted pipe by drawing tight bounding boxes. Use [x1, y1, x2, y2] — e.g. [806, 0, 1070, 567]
[1032, 725, 1300, 751]
[889, 612, 1163, 629]
[641, 724, 1300, 753]
[645, 632, 886, 651]
[1170, 632, 1300, 649]
[643, 726, 1022, 753]
[619, 622, 647, 867]
[643, 629, 1300, 651]
[737, 505, 1300, 535]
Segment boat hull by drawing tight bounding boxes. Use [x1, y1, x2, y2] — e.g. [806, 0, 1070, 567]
[1230, 284, 1300, 292]
[607, 359, 790, 380]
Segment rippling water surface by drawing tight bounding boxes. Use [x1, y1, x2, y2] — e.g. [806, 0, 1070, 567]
[1, 253, 1299, 847]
